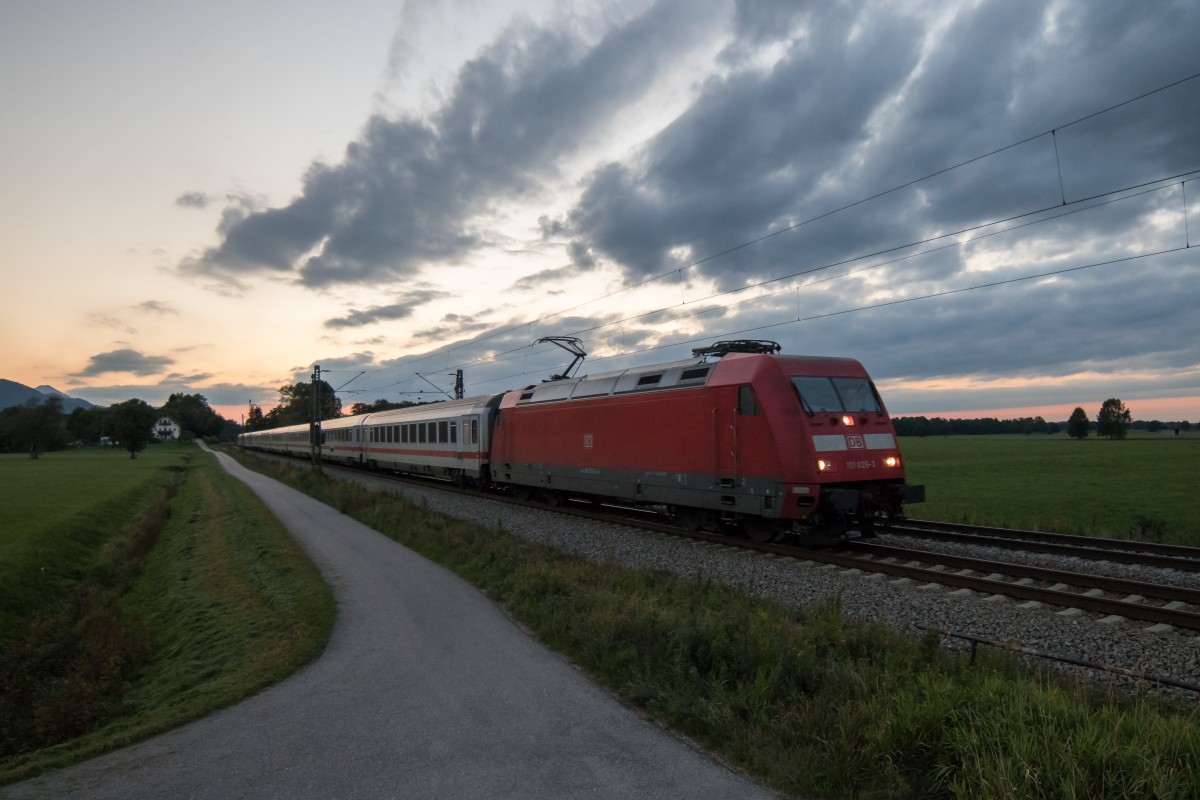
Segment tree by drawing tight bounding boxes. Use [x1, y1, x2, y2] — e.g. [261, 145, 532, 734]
[1, 396, 68, 457]
[66, 406, 108, 444]
[264, 381, 341, 428]
[1067, 407, 1090, 439]
[1096, 398, 1131, 440]
[107, 399, 158, 458]
[160, 393, 225, 439]
[245, 403, 267, 431]
[348, 399, 414, 415]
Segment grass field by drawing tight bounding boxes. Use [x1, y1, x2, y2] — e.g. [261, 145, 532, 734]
[0, 445, 333, 785]
[899, 432, 1199, 545]
[0, 446, 181, 630]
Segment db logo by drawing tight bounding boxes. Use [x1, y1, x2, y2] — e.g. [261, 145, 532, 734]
[583, 434, 594, 449]
[847, 435, 866, 450]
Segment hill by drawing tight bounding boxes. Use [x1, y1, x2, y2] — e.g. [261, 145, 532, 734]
[0, 379, 98, 412]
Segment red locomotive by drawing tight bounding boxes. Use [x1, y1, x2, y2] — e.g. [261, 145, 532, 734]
[491, 340, 921, 542]
[240, 340, 922, 542]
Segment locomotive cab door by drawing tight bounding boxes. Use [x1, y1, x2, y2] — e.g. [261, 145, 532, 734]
[714, 386, 740, 483]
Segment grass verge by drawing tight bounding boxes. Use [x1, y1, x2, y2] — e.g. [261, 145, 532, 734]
[229, 451, 1200, 800]
[0, 447, 333, 785]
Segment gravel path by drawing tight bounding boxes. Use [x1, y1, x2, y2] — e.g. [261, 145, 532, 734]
[333, 467, 1200, 703]
[3, 446, 776, 800]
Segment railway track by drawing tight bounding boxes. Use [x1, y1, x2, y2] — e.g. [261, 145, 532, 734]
[476, 494, 1200, 635]
[839, 540, 1200, 632]
[244, 451, 1200, 634]
[639, 530, 1200, 634]
[890, 519, 1200, 572]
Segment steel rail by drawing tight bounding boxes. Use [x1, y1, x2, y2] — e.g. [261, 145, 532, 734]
[889, 522, 1200, 573]
[847, 541, 1200, 605]
[903, 519, 1200, 559]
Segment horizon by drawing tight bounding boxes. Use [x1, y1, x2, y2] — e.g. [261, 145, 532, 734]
[8, 377, 1197, 427]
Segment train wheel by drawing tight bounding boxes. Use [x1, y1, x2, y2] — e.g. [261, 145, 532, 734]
[541, 489, 565, 507]
[741, 517, 781, 544]
[512, 486, 533, 501]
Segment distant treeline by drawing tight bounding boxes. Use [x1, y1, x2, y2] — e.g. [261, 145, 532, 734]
[894, 416, 1059, 436]
[893, 416, 1193, 437]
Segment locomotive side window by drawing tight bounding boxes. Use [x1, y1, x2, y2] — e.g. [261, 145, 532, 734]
[419, 424, 427, 444]
[449, 421, 457, 444]
[471, 418, 479, 443]
[738, 385, 759, 416]
[439, 421, 449, 443]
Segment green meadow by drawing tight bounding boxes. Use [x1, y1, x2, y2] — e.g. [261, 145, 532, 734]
[0, 445, 333, 784]
[899, 432, 1200, 546]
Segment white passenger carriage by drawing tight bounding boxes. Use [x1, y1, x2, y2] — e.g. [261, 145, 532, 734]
[321, 414, 367, 465]
[358, 394, 503, 485]
[239, 423, 311, 457]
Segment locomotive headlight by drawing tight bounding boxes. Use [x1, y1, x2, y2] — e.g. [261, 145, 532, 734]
[841, 415, 855, 426]
[884, 456, 900, 468]
[817, 459, 833, 472]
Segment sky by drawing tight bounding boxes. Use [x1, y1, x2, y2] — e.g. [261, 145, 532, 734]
[2, 0, 1198, 424]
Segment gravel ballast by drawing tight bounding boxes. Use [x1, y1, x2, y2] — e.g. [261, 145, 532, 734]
[335, 466, 1200, 702]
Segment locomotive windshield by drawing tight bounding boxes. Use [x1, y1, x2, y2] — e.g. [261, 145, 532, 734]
[790, 376, 881, 413]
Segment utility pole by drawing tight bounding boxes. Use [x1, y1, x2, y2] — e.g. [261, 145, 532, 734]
[454, 369, 464, 400]
[311, 364, 323, 473]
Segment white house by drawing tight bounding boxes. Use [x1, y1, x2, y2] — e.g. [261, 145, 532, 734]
[153, 417, 182, 440]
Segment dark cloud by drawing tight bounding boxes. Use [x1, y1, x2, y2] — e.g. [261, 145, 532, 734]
[63, 380, 278, 413]
[135, 300, 178, 315]
[175, 191, 211, 209]
[412, 316, 494, 343]
[163, 372, 213, 383]
[559, 0, 1199, 292]
[324, 288, 451, 329]
[530, 0, 1200, 405]
[89, 313, 137, 335]
[505, 263, 584, 293]
[182, 0, 720, 289]
[72, 348, 174, 378]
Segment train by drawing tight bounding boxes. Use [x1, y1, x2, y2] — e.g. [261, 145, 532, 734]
[238, 340, 923, 543]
